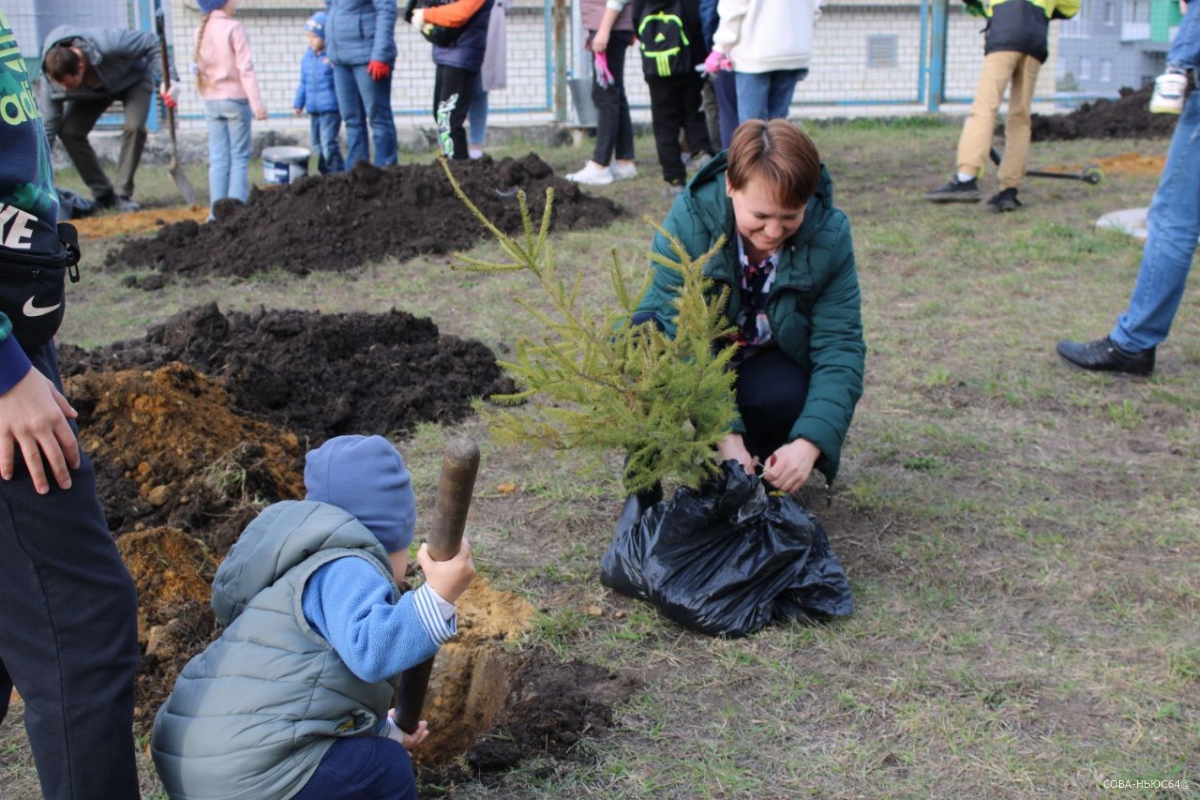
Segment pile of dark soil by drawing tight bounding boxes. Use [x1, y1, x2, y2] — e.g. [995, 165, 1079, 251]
[106, 154, 624, 279]
[1032, 84, 1179, 141]
[60, 302, 515, 447]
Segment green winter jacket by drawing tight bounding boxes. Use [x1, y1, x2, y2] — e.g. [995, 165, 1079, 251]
[151, 501, 400, 800]
[634, 153, 865, 483]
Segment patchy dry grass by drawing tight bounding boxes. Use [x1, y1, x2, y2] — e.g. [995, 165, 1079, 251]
[4, 120, 1198, 798]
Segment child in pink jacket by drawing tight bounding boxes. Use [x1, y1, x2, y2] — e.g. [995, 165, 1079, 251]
[194, 0, 267, 219]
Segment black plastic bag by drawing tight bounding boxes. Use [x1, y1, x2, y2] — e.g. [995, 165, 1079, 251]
[601, 462, 853, 637]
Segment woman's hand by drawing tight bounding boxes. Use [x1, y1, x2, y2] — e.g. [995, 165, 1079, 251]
[716, 432, 756, 476]
[761, 438, 820, 494]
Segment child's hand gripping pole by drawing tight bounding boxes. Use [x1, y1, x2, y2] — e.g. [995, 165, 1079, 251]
[395, 437, 481, 735]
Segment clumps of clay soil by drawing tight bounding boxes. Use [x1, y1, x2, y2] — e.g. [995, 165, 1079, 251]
[106, 154, 624, 279]
[115, 527, 219, 730]
[1032, 84, 1179, 141]
[60, 302, 515, 447]
[65, 361, 306, 551]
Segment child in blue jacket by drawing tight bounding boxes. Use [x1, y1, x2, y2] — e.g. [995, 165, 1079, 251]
[294, 12, 345, 174]
[152, 435, 475, 799]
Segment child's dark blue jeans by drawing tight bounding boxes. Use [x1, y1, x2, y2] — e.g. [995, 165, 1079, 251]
[292, 735, 418, 799]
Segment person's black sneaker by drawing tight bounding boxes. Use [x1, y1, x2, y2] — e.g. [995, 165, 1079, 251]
[1056, 336, 1156, 376]
[93, 191, 118, 210]
[987, 187, 1022, 212]
[923, 177, 980, 202]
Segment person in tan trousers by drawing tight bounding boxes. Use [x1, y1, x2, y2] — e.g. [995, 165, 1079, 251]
[922, 0, 1080, 212]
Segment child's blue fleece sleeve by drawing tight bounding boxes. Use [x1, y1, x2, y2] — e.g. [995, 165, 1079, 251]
[301, 556, 457, 683]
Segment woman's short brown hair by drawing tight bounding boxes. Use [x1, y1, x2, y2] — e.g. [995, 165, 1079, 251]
[42, 44, 82, 83]
[725, 119, 821, 210]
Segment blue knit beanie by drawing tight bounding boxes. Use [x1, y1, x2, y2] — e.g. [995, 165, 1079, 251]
[304, 11, 327, 39]
[304, 435, 415, 553]
[197, 0, 226, 14]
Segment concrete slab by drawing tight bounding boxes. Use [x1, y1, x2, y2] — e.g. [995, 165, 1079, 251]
[1096, 207, 1149, 242]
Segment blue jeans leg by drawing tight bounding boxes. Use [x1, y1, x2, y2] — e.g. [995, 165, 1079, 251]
[206, 102, 231, 209]
[226, 101, 253, 202]
[333, 65, 369, 167]
[291, 736, 417, 800]
[313, 111, 344, 173]
[715, 70, 739, 149]
[468, 72, 487, 149]
[1111, 89, 1200, 351]
[348, 63, 397, 166]
[206, 99, 252, 212]
[767, 68, 804, 120]
[735, 69, 804, 123]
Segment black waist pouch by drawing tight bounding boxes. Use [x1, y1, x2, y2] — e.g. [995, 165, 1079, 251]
[0, 223, 80, 348]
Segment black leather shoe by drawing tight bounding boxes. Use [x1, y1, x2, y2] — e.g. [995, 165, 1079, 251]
[1057, 336, 1155, 376]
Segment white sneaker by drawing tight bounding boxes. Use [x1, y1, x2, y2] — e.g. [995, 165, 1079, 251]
[610, 161, 638, 180]
[566, 161, 614, 185]
[1150, 71, 1188, 115]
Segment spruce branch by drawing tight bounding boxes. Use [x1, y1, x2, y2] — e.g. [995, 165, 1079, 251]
[438, 157, 739, 492]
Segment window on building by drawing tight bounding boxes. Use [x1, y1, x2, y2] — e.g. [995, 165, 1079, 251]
[1080, 56, 1092, 79]
[1100, 59, 1112, 81]
[866, 35, 898, 69]
[1060, 16, 1085, 36]
[1104, 2, 1115, 24]
[1125, 1, 1151, 23]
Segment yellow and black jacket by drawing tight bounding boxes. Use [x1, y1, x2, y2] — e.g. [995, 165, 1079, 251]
[983, 0, 1080, 63]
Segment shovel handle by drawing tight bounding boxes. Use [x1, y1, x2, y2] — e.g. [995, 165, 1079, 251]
[155, 10, 171, 91]
[395, 438, 480, 734]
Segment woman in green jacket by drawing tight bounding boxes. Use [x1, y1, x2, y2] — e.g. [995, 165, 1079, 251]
[633, 119, 865, 494]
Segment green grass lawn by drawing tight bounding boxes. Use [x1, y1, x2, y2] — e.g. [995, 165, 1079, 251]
[6, 119, 1198, 799]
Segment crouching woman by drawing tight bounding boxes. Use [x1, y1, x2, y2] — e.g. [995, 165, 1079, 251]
[633, 119, 865, 495]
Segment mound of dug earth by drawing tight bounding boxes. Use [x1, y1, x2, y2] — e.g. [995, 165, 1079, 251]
[1032, 84, 1178, 141]
[60, 302, 514, 446]
[106, 154, 624, 278]
[65, 362, 306, 550]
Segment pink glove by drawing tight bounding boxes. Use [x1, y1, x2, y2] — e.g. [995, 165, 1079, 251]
[703, 50, 732, 74]
[594, 52, 614, 88]
[367, 60, 391, 81]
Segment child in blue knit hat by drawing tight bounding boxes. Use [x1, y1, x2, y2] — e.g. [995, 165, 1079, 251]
[152, 435, 475, 800]
[294, 11, 345, 173]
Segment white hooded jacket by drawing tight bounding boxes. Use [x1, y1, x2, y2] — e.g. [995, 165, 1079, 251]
[713, 0, 821, 74]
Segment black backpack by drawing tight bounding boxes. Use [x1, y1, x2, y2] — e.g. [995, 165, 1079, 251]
[403, 0, 466, 47]
[638, 1, 691, 78]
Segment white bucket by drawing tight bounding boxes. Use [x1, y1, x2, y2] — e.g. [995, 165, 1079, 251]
[262, 146, 311, 185]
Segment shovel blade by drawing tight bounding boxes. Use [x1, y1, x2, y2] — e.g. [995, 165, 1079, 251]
[170, 162, 198, 207]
